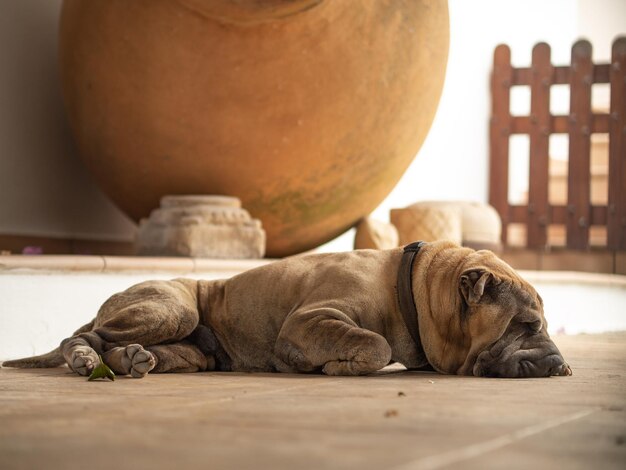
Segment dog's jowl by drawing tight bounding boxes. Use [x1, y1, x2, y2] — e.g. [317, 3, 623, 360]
[3, 241, 571, 379]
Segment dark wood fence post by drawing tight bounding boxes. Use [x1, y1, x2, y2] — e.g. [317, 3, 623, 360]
[527, 43, 553, 248]
[567, 40, 593, 249]
[489, 44, 513, 244]
[608, 37, 626, 250]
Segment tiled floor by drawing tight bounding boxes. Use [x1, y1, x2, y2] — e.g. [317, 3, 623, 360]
[0, 333, 624, 470]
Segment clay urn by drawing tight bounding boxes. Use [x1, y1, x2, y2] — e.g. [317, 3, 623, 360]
[59, 0, 449, 256]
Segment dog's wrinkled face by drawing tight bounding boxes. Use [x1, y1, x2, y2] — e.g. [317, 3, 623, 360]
[457, 265, 571, 378]
[415, 245, 572, 378]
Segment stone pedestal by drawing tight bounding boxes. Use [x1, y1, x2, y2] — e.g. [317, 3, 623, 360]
[137, 196, 265, 258]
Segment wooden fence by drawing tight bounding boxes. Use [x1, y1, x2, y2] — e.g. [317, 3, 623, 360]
[489, 37, 626, 251]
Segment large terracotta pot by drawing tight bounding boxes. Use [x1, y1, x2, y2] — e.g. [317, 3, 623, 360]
[59, 0, 449, 257]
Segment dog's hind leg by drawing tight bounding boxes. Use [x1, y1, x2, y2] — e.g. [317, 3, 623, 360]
[60, 332, 105, 376]
[100, 344, 156, 378]
[61, 279, 202, 377]
[101, 341, 213, 377]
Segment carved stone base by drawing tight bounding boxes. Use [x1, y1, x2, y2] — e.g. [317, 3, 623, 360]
[137, 196, 265, 258]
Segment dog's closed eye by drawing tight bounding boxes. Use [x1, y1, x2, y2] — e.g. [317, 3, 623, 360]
[525, 319, 542, 334]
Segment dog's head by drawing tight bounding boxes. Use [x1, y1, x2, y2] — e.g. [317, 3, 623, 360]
[415, 243, 571, 378]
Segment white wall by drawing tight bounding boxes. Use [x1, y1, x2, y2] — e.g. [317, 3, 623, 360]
[0, 0, 137, 241]
[578, 0, 626, 62]
[0, 1, 623, 251]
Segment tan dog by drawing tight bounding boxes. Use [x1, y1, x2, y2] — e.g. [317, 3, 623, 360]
[3, 241, 571, 378]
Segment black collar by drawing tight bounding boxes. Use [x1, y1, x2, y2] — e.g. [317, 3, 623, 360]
[397, 241, 426, 357]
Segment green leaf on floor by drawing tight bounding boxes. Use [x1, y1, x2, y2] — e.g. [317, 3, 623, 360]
[88, 355, 115, 381]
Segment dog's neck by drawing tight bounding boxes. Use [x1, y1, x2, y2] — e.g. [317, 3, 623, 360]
[411, 242, 473, 373]
[396, 242, 429, 368]
[397, 242, 427, 357]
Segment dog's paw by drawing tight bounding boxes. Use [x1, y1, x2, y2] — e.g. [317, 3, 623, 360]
[323, 360, 353, 376]
[70, 347, 100, 376]
[125, 344, 156, 378]
[322, 359, 373, 376]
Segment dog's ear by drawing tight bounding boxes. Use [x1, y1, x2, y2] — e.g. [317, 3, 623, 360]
[459, 269, 500, 305]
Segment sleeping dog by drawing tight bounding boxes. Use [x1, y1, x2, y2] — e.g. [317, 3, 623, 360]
[3, 241, 571, 378]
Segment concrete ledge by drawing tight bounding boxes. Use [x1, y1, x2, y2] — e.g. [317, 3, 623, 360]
[2, 255, 626, 288]
[520, 270, 626, 288]
[0, 254, 271, 274]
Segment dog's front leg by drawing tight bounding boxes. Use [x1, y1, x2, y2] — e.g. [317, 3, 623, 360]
[275, 308, 392, 376]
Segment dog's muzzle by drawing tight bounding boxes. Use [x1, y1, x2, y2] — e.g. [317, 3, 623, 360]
[472, 325, 572, 378]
